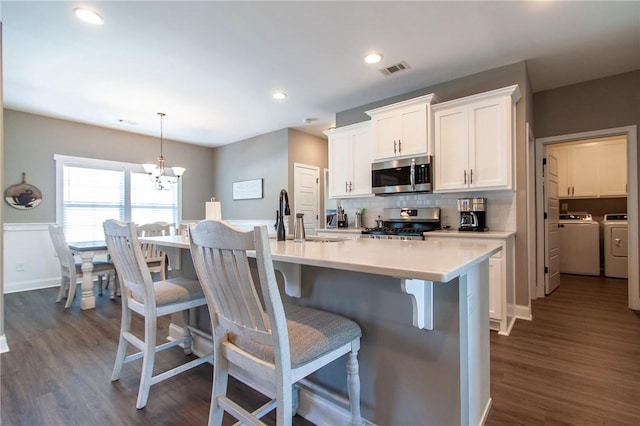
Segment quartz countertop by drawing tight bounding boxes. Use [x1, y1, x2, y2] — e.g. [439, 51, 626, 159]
[141, 234, 501, 283]
[428, 229, 515, 239]
[317, 228, 364, 234]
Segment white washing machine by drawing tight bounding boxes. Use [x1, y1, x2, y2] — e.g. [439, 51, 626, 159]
[603, 213, 628, 278]
[559, 212, 600, 276]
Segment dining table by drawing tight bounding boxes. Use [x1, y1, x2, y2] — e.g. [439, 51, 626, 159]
[68, 240, 113, 310]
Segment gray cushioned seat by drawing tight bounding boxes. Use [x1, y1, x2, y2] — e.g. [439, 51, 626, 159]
[232, 303, 362, 368]
[131, 277, 204, 306]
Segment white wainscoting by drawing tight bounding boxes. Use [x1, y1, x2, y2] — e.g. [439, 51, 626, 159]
[3, 220, 281, 294]
[3, 223, 61, 294]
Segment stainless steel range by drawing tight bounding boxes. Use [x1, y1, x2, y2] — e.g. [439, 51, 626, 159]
[361, 207, 440, 240]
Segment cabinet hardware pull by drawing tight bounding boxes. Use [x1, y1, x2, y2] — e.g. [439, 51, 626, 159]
[393, 140, 397, 154]
[470, 169, 473, 184]
[410, 158, 416, 190]
[567, 187, 570, 196]
[345, 181, 348, 193]
[464, 170, 467, 185]
[349, 181, 353, 192]
[398, 139, 401, 153]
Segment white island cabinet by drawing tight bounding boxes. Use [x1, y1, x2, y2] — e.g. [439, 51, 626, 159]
[324, 122, 372, 198]
[365, 93, 439, 160]
[141, 234, 501, 426]
[427, 230, 516, 336]
[433, 85, 521, 192]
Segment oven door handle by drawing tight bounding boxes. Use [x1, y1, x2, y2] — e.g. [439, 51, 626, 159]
[410, 158, 416, 190]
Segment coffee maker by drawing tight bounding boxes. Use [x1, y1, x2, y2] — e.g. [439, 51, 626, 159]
[457, 197, 489, 232]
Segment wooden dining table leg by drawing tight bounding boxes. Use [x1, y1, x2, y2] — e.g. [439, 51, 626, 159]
[78, 251, 97, 310]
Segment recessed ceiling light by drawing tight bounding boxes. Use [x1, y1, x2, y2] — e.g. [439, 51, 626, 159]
[74, 8, 104, 25]
[272, 91, 287, 100]
[364, 52, 383, 64]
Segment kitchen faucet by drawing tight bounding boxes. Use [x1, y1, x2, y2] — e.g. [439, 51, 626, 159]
[275, 189, 290, 241]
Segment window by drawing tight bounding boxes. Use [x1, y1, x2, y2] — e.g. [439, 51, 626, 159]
[55, 155, 180, 242]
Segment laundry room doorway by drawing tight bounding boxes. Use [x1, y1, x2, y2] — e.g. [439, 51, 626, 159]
[535, 126, 639, 309]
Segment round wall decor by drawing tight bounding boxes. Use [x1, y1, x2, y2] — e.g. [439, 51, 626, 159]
[4, 172, 42, 210]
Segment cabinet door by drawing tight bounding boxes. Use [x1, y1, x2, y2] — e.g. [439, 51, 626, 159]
[350, 126, 373, 196]
[398, 104, 428, 157]
[469, 97, 510, 189]
[434, 106, 469, 191]
[570, 144, 599, 197]
[328, 132, 351, 197]
[598, 139, 627, 196]
[372, 112, 399, 160]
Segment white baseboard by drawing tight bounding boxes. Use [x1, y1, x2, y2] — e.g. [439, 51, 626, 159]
[0, 335, 9, 354]
[515, 303, 532, 321]
[168, 322, 374, 425]
[479, 398, 492, 426]
[4, 278, 60, 294]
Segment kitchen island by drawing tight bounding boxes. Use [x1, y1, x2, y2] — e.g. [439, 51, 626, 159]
[141, 233, 501, 426]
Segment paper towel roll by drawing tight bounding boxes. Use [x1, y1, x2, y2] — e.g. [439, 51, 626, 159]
[206, 201, 221, 220]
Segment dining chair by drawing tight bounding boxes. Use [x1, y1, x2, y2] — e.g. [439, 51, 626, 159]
[48, 224, 116, 308]
[189, 220, 363, 426]
[136, 222, 172, 280]
[103, 219, 213, 410]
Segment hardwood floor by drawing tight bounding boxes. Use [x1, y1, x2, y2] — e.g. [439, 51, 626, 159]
[0, 288, 312, 426]
[487, 274, 640, 425]
[2, 275, 639, 425]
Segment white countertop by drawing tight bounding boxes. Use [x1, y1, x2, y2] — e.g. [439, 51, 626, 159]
[141, 234, 501, 283]
[317, 228, 364, 234]
[428, 229, 515, 239]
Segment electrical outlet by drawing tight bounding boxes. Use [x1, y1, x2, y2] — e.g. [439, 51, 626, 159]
[561, 203, 569, 211]
[16, 262, 25, 272]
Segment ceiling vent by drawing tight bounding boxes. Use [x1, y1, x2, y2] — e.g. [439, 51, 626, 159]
[379, 61, 410, 76]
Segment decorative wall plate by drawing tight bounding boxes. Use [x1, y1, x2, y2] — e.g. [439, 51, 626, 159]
[4, 172, 42, 210]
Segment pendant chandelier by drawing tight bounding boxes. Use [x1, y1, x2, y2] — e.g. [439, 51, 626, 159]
[142, 112, 185, 191]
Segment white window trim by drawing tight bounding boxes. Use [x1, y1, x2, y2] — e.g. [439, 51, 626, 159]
[54, 154, 182, 225]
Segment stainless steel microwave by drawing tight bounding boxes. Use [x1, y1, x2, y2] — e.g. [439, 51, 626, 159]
[371, 155, 433, 195]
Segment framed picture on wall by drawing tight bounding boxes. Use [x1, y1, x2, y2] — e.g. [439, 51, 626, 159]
[232, 178, 263, 200]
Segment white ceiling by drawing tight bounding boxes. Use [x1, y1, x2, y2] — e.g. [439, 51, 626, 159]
[2, 1, 639, 147]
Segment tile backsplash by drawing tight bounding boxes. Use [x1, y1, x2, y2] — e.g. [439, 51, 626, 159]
[335, 190, 516, 231]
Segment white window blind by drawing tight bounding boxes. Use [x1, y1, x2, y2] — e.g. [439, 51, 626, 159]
[56, 155, 181, 243]
[131, 172, 178, 225]
[63, 166, 125, 243]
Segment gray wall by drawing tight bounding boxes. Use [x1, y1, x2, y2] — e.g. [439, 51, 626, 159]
[211, 127, 328, 224]
[336, 61, 533, 306]
[287, 128, 329, 221]
[533, 70, 640, 139]
[211, 128, 288, 221]
[534, 70, 640, 285]
[3, 110, 215, 223]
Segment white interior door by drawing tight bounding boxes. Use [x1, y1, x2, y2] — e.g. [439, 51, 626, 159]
[545, 153, 561, 294]
[294, 163, 319, 235]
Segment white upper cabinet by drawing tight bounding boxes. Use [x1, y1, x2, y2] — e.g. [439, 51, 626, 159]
[548, 136, 627, 199]
[365, 94, 439, 161]
[433, 85, 521, 193]
[325, 122, 373, 198]
[569, 143, 599, 197]
[598, 138, 627, 197]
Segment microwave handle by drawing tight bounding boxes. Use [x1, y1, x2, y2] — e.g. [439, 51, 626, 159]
[410, 158, 416, 190]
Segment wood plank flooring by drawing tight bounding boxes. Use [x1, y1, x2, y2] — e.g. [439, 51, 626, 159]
[0, 288, 312, 426]
[2, 274, 639, 425]
[487, 274, 640, 425]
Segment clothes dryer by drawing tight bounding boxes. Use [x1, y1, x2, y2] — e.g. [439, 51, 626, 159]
[603, 214, 628, 278]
